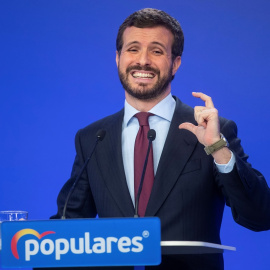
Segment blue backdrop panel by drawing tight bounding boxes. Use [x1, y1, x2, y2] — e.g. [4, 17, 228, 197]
[0, 1, 269, 269]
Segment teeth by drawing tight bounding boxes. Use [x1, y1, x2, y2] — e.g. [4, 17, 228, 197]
[132, 72, 154, 78]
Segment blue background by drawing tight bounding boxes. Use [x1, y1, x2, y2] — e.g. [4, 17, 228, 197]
[0, 0, 269, 269]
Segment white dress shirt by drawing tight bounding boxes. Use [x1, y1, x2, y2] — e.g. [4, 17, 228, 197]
[121, 94, 235, 205]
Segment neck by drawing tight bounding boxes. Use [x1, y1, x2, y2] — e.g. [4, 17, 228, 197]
[125, 89, 171, 112]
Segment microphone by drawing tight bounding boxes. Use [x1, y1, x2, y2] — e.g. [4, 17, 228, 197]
[61, 129, 106, 219]
[134, 129, 156, 218]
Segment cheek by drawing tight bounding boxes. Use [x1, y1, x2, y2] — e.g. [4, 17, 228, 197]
[120, 53, 132, 62]
[159, 61, 172, 73]
[118, 58, 130, 71]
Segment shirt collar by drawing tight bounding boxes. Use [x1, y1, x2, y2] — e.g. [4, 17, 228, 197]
[123, 93, 176, 127]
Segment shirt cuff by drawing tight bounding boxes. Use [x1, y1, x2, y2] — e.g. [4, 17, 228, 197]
[214, 151, 235, 173]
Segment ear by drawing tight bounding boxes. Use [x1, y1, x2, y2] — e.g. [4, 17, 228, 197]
[116, 51, 119, 68]
[172, 56, 181, 76]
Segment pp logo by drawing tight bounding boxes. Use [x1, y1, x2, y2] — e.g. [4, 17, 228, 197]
[11, 229, 55, 259]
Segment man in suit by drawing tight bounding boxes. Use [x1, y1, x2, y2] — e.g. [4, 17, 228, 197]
[52, 8, 270, 269]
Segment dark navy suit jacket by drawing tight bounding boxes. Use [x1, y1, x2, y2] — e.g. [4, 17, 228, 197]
[51, 96, 270, 270]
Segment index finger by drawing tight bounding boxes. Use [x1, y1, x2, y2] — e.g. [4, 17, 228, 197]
[192, 92, 215, 108]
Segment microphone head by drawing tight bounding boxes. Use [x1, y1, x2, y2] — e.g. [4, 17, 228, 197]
[96, 129, 106, 141]
[147, 129, 156, 141]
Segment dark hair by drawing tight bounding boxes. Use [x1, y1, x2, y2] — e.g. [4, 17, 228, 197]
[116, 8, 184, 60]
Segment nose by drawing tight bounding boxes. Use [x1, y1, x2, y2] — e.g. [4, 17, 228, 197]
[136, 50, 151, 66]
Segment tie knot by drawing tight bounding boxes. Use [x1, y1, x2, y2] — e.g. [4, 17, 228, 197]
[135, 112, 153, 126]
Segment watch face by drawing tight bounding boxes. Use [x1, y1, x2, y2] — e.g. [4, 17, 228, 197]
[220, 133, 229, 147]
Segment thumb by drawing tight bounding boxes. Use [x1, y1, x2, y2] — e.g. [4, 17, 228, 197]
[179, 122, 197, 135]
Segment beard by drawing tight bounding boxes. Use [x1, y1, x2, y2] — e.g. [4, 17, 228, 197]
[118, 64, 173, 101]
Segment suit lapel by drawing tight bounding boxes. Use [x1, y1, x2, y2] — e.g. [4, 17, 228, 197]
[95, 109, 135, 217]
[145, 97, 198, 216]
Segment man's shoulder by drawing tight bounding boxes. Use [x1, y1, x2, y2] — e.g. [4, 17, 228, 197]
[173, 95, 196, 124]
[76, 109, 124, 139]
[174, 96, 194, 113]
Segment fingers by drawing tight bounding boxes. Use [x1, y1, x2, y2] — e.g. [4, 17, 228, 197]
[181, 92, 218, 130]
[192, 92, 217, 127]
[180, 93, 220, 146]
[192, 92, 214, 108]
[194, 108, 218, 128]
[194, 106, 204, 125]
[194, 106, 205, 118]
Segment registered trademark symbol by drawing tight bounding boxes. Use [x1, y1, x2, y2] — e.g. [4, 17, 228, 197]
[142, 230, 149, 238]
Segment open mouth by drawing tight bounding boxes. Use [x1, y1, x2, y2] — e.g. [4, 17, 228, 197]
[131, 71, 155, 79]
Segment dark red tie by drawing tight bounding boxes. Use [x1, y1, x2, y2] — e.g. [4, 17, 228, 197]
[134, 112, 154, 217]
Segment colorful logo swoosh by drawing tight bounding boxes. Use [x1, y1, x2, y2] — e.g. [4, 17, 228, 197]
[11, 229, 55, 259]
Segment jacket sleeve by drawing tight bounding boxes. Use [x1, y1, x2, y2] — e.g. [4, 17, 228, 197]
[51, 129, 97, 219]
[214, 119, 270, 231]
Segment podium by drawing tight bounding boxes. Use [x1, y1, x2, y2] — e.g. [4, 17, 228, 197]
[0, 218, 235, 268]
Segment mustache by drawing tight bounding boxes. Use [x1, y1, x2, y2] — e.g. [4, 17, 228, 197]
[126, 65, 160, 75]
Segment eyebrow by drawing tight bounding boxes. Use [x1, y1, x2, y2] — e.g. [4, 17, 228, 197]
[125, 41, 167, 50]
[151, 41, 167, 50]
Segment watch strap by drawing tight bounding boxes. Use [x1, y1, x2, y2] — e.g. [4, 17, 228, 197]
[204, 134, 229, 155]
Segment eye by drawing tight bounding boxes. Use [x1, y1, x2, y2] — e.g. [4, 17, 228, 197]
[153, 50, 163, 55]
[127, 48, 138, 53]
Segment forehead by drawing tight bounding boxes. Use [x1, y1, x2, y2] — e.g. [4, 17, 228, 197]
[122, 26, 174, 49]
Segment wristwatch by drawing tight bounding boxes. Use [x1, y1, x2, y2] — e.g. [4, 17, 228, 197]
[204, 133, 229, 155]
